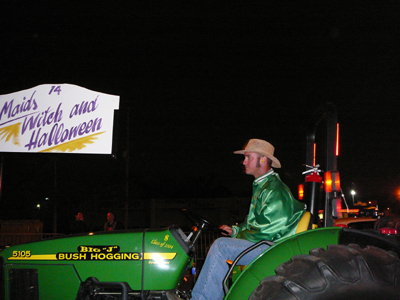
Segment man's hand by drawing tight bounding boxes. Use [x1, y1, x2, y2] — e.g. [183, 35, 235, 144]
[219, 225, 232, 236]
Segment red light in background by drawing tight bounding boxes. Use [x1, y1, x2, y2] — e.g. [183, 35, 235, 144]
[335, 224, 347, 228]
[324, 171, 341, 193]
[336, 198, 342, 214]
[298, 184, 304, 200]
[336, 123, 339, 156]
[313, 143, 316, 167]
[379, 228, 398, 235]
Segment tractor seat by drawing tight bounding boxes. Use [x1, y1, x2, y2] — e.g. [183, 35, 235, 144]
[295, 211, 311, 234]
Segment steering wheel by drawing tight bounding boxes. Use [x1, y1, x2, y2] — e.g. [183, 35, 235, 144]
[182, 209, 230, 235]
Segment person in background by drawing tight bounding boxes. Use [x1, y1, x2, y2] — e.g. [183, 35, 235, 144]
[104, 212, 122, 231]
[70, 212, 87, 234]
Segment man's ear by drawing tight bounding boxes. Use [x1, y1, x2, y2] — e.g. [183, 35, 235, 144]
[260, 156, 267, 165]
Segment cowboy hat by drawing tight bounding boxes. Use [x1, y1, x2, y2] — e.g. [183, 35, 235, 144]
[234, 139, 281, 168]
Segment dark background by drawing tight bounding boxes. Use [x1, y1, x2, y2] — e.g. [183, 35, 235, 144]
[1, 1, 400, 232]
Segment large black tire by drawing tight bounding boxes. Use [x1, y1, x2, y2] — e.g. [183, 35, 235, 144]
[249, 244, 400, 300]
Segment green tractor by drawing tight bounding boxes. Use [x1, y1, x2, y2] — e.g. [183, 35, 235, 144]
[1, 103, 399, 300]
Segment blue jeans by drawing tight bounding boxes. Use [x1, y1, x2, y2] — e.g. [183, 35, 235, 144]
[191, 237, 270, 300]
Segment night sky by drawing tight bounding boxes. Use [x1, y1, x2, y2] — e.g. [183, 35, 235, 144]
[1, 2, 400, 230]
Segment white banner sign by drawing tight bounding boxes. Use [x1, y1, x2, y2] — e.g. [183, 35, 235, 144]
[0, 84, 120, 154]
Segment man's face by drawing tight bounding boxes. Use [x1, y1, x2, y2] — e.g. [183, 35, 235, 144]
[243, 152, 264, 178]
[107, 213, 114, 222]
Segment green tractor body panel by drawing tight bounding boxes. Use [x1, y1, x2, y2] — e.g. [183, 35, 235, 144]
[224, 227, 342, 300]
[0, 225, 192, 299]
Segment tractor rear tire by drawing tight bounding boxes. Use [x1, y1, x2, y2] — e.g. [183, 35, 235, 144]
[249, 244, 400, 300]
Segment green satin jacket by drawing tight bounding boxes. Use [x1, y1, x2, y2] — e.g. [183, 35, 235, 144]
[232, 170, 305, 243]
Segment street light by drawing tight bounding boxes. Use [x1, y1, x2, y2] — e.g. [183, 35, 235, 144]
[351, 190, 356, 205]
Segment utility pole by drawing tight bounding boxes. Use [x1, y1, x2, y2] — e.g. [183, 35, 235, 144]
[124, 108, 130, 229]
[53, 158, 58, 233]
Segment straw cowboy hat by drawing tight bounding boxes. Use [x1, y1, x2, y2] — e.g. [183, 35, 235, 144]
[234, 139, 281, 168]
